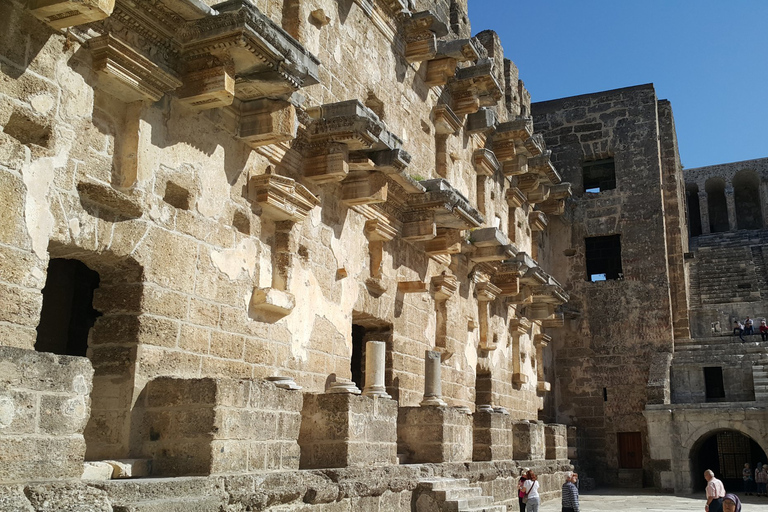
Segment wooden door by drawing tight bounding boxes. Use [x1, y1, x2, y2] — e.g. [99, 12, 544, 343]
[617, 432, 643, 469]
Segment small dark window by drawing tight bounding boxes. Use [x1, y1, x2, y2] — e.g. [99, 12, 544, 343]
[603, 387, 608, 401]
[704, 367, 726, 401]
[583, 158, 616, 193]
[585, 235, 623, 281]
[351, 324, 366, 391]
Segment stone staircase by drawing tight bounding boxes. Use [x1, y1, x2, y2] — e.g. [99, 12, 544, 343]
[688, 245, 761, 305]
[415, 478, 507, 512]
[752, 364, 768, 402]
[98, 477, 227, 512]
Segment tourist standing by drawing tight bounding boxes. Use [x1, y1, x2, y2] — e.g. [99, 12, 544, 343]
[743, 462, 754, 495]
[523, 470, 540, 512]
[757, 463, 768, 496]
[704, 469, 726, 512]
[517, 468, 528, 512]
[562, 471, 580, 512]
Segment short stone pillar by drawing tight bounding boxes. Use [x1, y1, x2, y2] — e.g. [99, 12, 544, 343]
[512, 420, 545, 460]
[362, 341, 390, 399]
[298, 389, 397, 469]
[567, 426, 578, 460]
[397, 406, 473, 463]
[544, 423, 568, 460]
[421, 350, 446, 406]
[472, 409, 514, 461]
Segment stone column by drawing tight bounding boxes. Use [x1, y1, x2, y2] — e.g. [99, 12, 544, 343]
[725, 185, 738, 231]
[421, 350, 447, 406]
[362, 341, 390, 399]
[698, 191, 710, 234]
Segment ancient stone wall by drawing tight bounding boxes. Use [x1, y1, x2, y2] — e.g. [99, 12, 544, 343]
[532, 85, 683, 486]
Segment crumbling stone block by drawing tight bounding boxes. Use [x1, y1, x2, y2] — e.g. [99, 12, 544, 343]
[473, 410, 514, 461]
[544, 423, 568, 460]
[513, 421, 545, 460]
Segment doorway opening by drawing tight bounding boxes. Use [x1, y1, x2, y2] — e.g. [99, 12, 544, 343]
[350, 313, 394, 397]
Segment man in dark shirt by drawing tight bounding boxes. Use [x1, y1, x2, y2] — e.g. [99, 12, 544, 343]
[562, 471, 580, 512]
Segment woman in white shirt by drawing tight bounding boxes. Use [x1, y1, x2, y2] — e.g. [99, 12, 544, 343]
[523, 470, 540, 512]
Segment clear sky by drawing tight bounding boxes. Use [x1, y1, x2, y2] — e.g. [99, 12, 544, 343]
[467, 0, 768, 169]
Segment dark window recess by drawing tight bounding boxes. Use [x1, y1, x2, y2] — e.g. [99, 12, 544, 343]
[704, 366, 726, 401]
[603, 387, 608, 401]
[351, 324, 366, 391]
[585, 235, 623, 281]
[582, 158, 616, 193]
[35, 259, 102, 356]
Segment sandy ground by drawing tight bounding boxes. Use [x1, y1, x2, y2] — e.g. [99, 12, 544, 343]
[537, 488, 768, 511]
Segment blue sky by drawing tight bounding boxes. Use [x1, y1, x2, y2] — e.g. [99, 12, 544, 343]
[467, 1, 768, 169]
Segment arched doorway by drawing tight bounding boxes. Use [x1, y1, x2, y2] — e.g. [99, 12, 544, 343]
[690, 429, 768, 492]
[733, 170, 764, 230]
[686, 183, 702, 237]
[705, 178, 730, 233]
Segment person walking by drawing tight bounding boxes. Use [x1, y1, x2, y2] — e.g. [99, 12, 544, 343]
[734, 320, 746, 342]
[523, 469, 540, 512]
[704, 469, 726, 512]
[562, 471, 580, 512]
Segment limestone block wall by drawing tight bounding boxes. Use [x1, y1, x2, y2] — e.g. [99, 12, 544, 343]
[532, 85, 683, 485]
[131, 377, 303, 476]
[0, 346, 93, 483]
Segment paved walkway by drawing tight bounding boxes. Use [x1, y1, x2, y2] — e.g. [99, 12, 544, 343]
[538, 488, 768, 511]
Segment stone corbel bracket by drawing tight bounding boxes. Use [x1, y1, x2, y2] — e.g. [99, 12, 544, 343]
[473, 149, 500, 177]
[301, 100, 411, 184]
[529, 211, 548, 232]
[466, 108, 497, 134]
[450, 59, 503, 115]
[539, 182, 573, 216]
[509, 316, 531, 389]
[493, 116, 549, 178]
[528, 150, 562, 185]
[432, 105, 463, 135]
[181, 0, 321, 99]
[403, 11, 479, 86]
[403, 179, 484, 242]
[247, 170, 320, 320]
[475, 281, 501, 351]
[247, 170, 320, 222]
[468, 227, 518, 264]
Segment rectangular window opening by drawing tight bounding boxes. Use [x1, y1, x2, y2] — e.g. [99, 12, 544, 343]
[704, 366, 726, 401]
[585, 235, 623, 281]
[582, 158, 616, 193]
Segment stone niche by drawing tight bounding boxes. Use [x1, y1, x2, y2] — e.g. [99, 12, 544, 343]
[298, 393, 398, 469]
[0, 347, 93, 483]
[398, 406, 473, 463]
[544, 423, 568, 460]
[132, 377, 302, 476]
[472, 410, 514, 461]
[512, 420, 545, 460]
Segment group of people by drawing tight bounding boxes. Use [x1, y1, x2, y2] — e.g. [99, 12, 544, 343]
[733, 316, 768, 342]
[705, 469, 742, 512]
[742, 462, 768, 496]
[517, 469, 579, 512]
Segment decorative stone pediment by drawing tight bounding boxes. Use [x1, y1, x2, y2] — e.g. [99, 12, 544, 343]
[29, 0, 114, 29]
[473, 149, 500, 177]
[450, 59, 503, 114]
[405, 179, 484, 231]
[247, 170, 320, 222]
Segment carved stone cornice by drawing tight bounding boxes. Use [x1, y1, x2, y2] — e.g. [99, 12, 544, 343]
[526, 184, 550, 204]
[531, 284, 569, 305]
[29, 0, 115, 29]
[364, 217, 398, 242]
[528, 150, 561, 185]
[247, 170, 320, 222]
[424, 228, 463, 256]
[475, 281, 501, 302]
[506, 187, 527, 208]
[432, 105, 463, 135]
[341, 171, 389, 207]
[491, 261, 526, 297]
[549, 182, 572, 200]
[405, 179, 484, 231]
[516, 173, 540, 193]
[529, 211, 548, 232]
[466, 108, 497, 134]
[431, 272, 458, 301]
[493, 116, 533, 162]
[509, 317, 532, 336]
[88, 34, 182, 102]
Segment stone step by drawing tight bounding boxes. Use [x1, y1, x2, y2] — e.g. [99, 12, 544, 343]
[443, 495, 494, 511]
[437, 487, 484, 501]
[418, 478, 471, 491]
[95, 477, 225, 504]
[111, 496, 224, 512]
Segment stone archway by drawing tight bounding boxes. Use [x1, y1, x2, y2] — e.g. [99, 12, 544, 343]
[688, 427, 768, 492]
[705, 178, 729, 233]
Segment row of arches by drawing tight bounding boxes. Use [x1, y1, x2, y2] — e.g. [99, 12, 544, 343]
[686, 170, 765, 236]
